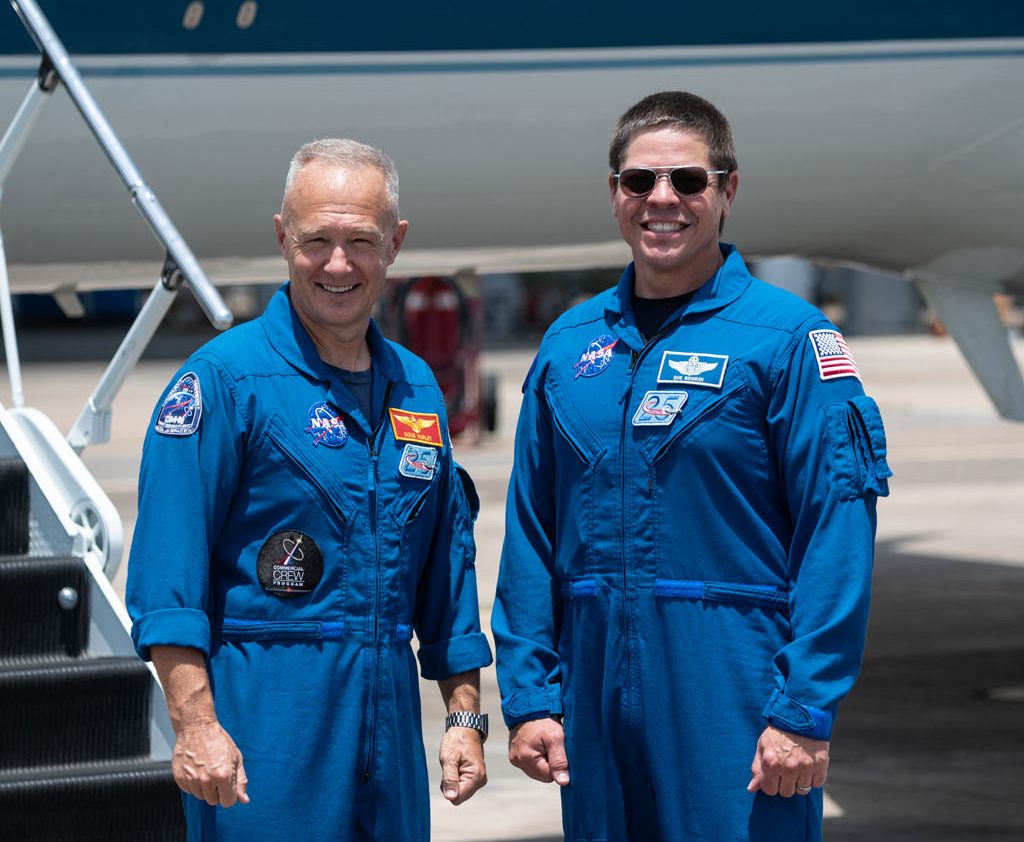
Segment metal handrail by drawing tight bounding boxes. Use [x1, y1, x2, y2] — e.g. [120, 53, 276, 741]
[10, 0, 231, 329]
[1, 0, 236, 452]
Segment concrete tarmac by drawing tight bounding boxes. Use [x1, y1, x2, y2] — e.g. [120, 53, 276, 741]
[3, 330, 1023, 840]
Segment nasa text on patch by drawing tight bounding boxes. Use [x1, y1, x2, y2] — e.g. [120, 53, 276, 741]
[573, 334, 618, 379]
[632, 391, 689, 426]
[389, 408, 444, 446]
[656, 351, 729, 389]
[809, 329, 862, 382]
[398, 443, 438, 481]
[155, 372, 203, 436]
[305, 401, 348, 447]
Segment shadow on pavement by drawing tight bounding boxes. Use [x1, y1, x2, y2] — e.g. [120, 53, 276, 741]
[826, 541, 1024, 841]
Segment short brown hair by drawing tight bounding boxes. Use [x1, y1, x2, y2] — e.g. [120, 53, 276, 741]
[609, 91, 737, 175]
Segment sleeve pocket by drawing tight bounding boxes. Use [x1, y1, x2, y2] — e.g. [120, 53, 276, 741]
[825, 396, 893, 500]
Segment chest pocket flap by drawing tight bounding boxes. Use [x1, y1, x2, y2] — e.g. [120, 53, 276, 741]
[546, 367, 608, 466]
[262, 412, 355, 521]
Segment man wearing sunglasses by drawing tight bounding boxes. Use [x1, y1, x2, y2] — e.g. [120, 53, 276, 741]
[494, 92, 890, 840]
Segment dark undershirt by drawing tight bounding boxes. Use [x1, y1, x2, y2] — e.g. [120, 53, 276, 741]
[334, 366, 374, 424]
[632, 290, 695, 342]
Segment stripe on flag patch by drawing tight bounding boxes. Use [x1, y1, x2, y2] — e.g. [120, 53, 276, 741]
[808, 329, 862, 382]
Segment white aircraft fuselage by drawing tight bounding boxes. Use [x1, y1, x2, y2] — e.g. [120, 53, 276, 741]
[1, 1, 1023, 419]
[1, 2, 1022, 286]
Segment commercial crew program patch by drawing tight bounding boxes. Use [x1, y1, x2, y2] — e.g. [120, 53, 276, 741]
[656, 351, 728, 388]
[389, 408, 444, 446]
[256, 530, 324, 598]
[305, 401, 348, 447]
[809, 329, 862, 382]
[398, 443, 438, 480]
[632, 390, 688, 426]
[573, 334, 618, 379]
[154, 372, 202, 436]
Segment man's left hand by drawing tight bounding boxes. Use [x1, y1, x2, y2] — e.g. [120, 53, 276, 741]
[439, 727, 487, 805]
[747, 725, 829, 797]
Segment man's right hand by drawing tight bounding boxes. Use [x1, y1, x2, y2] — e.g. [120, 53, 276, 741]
[172, 720, 249, 807]
[150, 645, 249, 808]
[508, 717, 570, 786]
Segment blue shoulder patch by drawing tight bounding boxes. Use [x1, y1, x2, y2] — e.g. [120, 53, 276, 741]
[155, 372, 203, 436]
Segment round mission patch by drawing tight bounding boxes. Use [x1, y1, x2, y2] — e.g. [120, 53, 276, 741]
[256, 530, 324, 598]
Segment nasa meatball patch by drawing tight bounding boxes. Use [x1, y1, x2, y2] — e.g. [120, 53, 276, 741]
[305, 401, 348, 447]
[155, 372, 203, 436]
[573, 334, 618, 379]
[257, 530, 324, 598]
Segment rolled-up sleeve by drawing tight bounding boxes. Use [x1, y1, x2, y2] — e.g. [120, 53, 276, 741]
[126, 357, 245, 661]
[413, 452, 493, 680]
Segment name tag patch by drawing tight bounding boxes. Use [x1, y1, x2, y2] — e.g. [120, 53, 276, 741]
[257, 530, 324, 598]
[657, 351, 728, 389]
[398, 443, 438, 481]
[155, 372, 202, 436]
[573, 334, 618, 379]
[306, 401, 348, 447]
[632, 390, 688, 426]
[389, 409, 444, 447]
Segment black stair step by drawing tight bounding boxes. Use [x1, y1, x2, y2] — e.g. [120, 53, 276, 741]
[0, 555, 90, 660]
[0, 457, 29, 556]
[0, 658, 151, 770]
[0, 759, 185, 841]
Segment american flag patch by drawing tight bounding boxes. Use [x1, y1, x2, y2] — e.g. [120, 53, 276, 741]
[808, 329, 861, 382]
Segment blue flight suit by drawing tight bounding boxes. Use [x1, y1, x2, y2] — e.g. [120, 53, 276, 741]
[493, 246, 891, 841]
[127, 285, 492, 841]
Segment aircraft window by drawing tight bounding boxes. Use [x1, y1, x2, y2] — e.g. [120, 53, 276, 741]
[237, 1, 258, 29]
[182, 1, 204, 30]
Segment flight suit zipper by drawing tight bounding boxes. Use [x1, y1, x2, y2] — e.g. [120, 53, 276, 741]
[620, 321, 678, 726]
[362, 381, 393, 785]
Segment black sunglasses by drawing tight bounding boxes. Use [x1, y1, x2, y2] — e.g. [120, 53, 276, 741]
[613, 165, 728, 198]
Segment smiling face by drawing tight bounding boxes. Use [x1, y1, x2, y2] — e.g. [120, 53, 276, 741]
[274, 160, 407, 365]
[611, 126, 738, 297]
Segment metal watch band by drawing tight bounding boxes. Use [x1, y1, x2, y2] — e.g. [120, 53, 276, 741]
[445, 711, 488, 742]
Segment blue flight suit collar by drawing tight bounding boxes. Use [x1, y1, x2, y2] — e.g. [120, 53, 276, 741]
[605, 243, 753, 350]
[260, 283, 407, 434]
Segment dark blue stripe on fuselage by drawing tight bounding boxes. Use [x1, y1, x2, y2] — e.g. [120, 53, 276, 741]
[1, 46, 1022, 81]
[2, 0, 1023, 56]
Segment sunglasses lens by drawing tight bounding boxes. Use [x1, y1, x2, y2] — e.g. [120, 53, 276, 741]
[618, 169, 657, 197]
[669, 167, 709, 196]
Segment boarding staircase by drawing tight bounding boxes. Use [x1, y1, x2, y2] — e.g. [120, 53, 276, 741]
[0, 455, 185, 840]
[0, 1, 234, 837]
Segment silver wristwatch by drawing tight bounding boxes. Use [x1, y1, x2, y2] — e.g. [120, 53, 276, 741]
[445, 711, 488, 742]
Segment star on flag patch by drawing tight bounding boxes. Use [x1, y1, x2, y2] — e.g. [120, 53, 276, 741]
[808, 329, 861, 382]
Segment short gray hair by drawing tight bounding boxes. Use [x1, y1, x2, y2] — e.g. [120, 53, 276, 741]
[282, 138, 400, 227]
